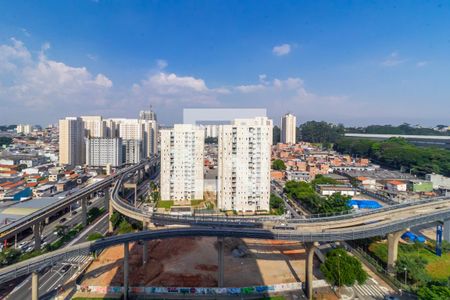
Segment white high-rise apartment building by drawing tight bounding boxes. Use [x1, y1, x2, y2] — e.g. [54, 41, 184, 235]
[217, 117, 273, 212]
[281, 113, 296, 144]
[103, 118, 156, 163]
[115, 118, 143, 164]
[204, 124, 219, 138]
[142, 120, 158, 156]
[139, 109, 157, 121]
[160, 124, 204, 203]
[16, 124, 33, 135]
[59, 117, 85, 166]
[86, 138, 123, 167]
[81, 116, 106, 138]
[122, 139, 140, 164]
[138, 110, 159, 155]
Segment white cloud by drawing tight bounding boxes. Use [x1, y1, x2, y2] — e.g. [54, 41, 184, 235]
[235, 84, 266, 93]
[87, 53, 98, 61]
[156, 59, 168, 69]
[416, 61, 429, 67]
[0, 38, 113, 110]
[381, 51, 406, 67]
[131, 72, 222, 107]
[272, 44, 291, 56]
[20, 28, 31, 37]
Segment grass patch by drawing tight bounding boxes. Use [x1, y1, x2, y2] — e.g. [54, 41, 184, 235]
[156, 200, 174, 209]
[369, 241, 450, 281]
[190, 199, 204, 206]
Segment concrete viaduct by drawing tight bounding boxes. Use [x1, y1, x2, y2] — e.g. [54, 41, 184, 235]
[1, 158, 450, 299]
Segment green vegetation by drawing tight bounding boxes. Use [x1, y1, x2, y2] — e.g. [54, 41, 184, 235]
[334, 137, 450, 176]
[87, 207, 104, 223]
[369, 241, 450, 282]
[269, 194, 285, 215]
[0, 248, 21, 267]
[110, 211, 124, 229]
[299, 121, 344, 144]
[54, 225, 69, 237]
[190, 199, 204, 206]
[320, 248, 368, 286]
[156, 200, 174, 209]
[0, 125, 16, 131]
[118, 219, 134, 234]
[271, 159, 286, 171]
[311, 174, 338, 187]
[417, 285, 450, 300]
[347, 123, 449, 136]
[0, 136, 12, 147]
[259, 296, 285, 300]
[284, 180, 351, 214]
[87, 232, 104, 241]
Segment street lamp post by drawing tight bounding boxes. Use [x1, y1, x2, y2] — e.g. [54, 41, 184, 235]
[404, 267, 407, 285]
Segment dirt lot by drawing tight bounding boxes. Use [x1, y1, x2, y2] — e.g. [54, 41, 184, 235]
[80, 237, 323, 287]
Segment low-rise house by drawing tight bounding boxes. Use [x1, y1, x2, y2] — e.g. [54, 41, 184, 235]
[316, 184, 358, 197]
[407, 180, 433, 193]
[385, 180, 407, 193]
[285, 171, 310, 182]
[356, 176, 376, 190]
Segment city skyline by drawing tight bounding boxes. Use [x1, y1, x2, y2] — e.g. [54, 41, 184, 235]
[1, 2, 450, 126]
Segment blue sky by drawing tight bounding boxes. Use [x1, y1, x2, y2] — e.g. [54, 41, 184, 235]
[0, 1, 449, 126]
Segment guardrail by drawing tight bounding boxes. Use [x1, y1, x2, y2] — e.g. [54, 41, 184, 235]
[285, 195, 449, 223]
[0, 158, 157, 241]
[2, 206, 450, 284]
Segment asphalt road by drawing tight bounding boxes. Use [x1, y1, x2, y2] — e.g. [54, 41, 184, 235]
[6, 197, 109, 300]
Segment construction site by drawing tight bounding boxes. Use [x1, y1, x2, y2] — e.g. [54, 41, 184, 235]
[74, 237, 339, 299]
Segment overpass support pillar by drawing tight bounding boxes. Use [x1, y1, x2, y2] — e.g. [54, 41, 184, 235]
[387, 229, 407, 273]
[108, 204, 114, 233]
[142, 241, 148, 266]
[104, 188, 110, 212]
[217, 237, 224, 287]
[124, 242, 129, 300]
[31, 271, 39, 300]
[444, 219, 450, 242]
[81, 198, 88, 227]
[304, 242, 318, 300]
[33, 221, 42, 250]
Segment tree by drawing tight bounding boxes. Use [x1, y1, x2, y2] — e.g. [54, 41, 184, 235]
[110, 211, 123, 229]
[270, 194, 285, 215]
[311, 174, 338, 188]
[118, 219, 133, 234]
[0, 248, 21, 266]
[55, 225, 69, 237]
[151, 191, 160, 203]
[88, 207, 101, 223]
[87, 232, 104, 241]
[395, 255, 430, 284]
[299, 121, 344, 144]
[0, 137, 12, 147]
[320, 248, 368, 287]
[418, 285, 450, 300]
[272, 159, 286, 171]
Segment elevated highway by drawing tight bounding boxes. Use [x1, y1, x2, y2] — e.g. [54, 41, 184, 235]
[0, 157, 158, 249]
[1, 159, 450, 299]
